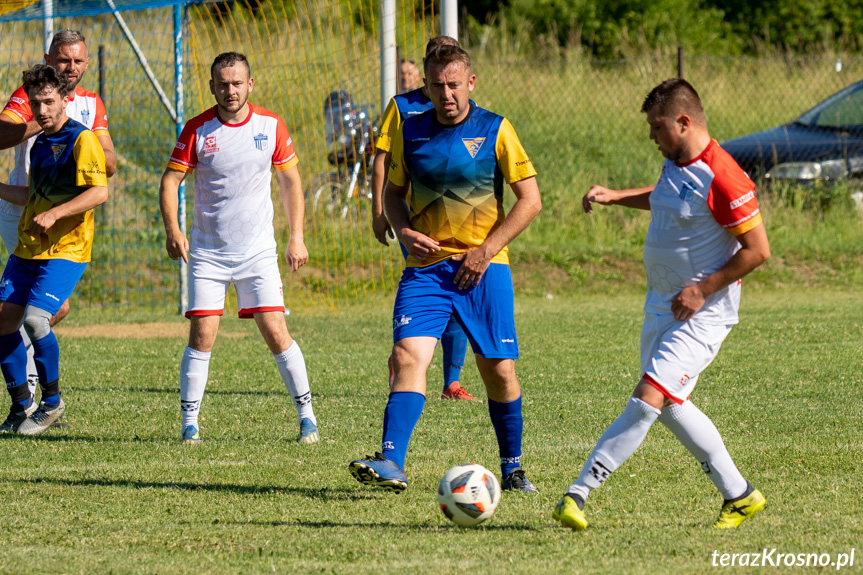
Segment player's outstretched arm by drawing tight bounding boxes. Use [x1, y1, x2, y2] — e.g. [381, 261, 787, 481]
[671, 222, 771, 321]
[0, 182, 28, 206]
[384, 179, 439, 261]
[452, 175, 542, 290]
[28, 184, 108, 234]
[583, 185, 654, 213]
[0, 114, 41, 150]
[158, 168, 189, 263]
[371, 150, 395, 246]
[276, 165, 308, 272]
[97, 133, 117, 178]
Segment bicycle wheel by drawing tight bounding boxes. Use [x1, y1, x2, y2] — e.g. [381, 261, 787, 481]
[308, 173, 343, 214]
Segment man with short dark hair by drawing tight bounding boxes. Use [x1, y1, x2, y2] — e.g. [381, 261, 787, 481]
[0, 28, 116, 401]
[0, 64, 108, 434]
[349, 45, 542, 494]
[553, 78, 771, 530]
[371, 36, 476, 401]
[159, 51, 320, 445]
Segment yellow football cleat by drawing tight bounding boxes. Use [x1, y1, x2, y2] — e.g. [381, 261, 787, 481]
[553, 495, 588, 531]
[713, 488, 766, 529]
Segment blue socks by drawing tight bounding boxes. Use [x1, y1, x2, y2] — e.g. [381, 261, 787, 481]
[32, 333, 61, 406]
[488, 396, 524, 476]
[381, 391, 425, 469]
[1, 331, 30, 410]
[441, 317, 468, 391]
[0, 331, 27, 388]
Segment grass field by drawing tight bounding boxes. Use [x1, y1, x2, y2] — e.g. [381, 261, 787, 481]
[0, 288, 860, 574]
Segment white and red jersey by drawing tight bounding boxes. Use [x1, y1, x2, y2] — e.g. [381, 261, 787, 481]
[1, 84, 109, 216]
[168, 103, 298, 257]
[644, 139, 762, 324]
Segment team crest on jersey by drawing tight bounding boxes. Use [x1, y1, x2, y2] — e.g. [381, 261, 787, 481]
[80, 109, 90, 124]
[462, 138, 486, 158]
[679, 181, 696, 201]
[203, 135, 219, 153]
[253, 133, 268, 151]
[51, 144, 66, 161]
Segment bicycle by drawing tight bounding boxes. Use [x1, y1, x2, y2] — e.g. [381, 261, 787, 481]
[308, 90, 377, 219]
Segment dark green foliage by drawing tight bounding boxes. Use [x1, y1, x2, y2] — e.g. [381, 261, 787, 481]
[472, 0, 863, 55]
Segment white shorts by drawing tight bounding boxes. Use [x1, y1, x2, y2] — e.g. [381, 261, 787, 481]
[0, 200, 23, 257]
[640, 312, 733, 404]
[186, 249, 285, 319]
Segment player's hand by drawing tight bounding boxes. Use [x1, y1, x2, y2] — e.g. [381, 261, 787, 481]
[451, 248, 491, 290]
[397, 228, 439, 261]
[28, 210, 58, 234]
[165, 230, 189, 263]
[671, 285, 706, 321]
[583, 185, 619, 213]
[372, 212, 394, 246]
[285, 238, 309, 272]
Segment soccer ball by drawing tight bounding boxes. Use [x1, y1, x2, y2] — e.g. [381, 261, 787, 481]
[437, 463, 500, 527]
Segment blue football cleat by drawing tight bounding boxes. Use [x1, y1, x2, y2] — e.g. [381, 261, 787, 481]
[298, 417, 319, 444]
[348, 452, 408, 493]
[181, 425, 201, 444]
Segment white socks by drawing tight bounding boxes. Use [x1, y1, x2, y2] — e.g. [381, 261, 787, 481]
[567, 397, 661, 501]
[179, 342, 316, 431]
[658, 400, 747, 499]
[274, 341, 316, 425]
[180, 347, 211, 429]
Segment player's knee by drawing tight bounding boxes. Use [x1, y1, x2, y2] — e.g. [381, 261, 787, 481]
[50, 298, 71, 326]
[477, 356, 514, 379]
[22, 306, 52, 341]
[391, 343, 427, 373]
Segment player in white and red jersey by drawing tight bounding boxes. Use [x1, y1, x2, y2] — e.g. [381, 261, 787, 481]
[159, 52, 319, 445]
[554, 79, 771, 531]
[0, 29, 116, 404]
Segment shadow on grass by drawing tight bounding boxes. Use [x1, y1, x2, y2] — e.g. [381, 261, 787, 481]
[71, 387, 273, 396]
[71, 387, 373, 400]
[3, 476, 381, 500]
[226, 519, 539, 531]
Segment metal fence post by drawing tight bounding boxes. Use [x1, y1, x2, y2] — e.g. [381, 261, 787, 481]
[175, 1, 187, 315]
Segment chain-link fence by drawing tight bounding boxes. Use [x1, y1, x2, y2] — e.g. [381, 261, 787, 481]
[1, 1, 860, 313]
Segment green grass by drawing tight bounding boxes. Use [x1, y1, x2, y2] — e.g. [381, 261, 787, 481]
[0, 288, 861, 573]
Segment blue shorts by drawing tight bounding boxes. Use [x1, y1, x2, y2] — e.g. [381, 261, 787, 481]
[0, 254, 87, 315]
[392, 259, 518, 359]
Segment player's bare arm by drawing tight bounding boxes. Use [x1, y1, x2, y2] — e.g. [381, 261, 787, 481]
[97, 132, 117, 177]
[158, 167, 189, 263]
[371, 149, 394, 246]
[452, 175, 541, 290]
[384, 178, 439, 260]
[0, 113, 42, 150]
[671, 222, 771, 321]
[28, 184, 108, 234]
[276, 165, 308, 272]
[582, 185, 654, 213]
[0, 182, 29, 206]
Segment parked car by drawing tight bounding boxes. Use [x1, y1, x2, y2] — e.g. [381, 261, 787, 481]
[720, 79, 863, 194]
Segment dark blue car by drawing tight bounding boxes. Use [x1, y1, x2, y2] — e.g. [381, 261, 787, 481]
[720, 79, 863, 189]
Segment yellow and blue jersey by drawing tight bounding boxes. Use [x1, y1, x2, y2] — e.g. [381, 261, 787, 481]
[14, 118, 107, 263]
[389, 104, 537, 268]
[376, 88, 433, 154]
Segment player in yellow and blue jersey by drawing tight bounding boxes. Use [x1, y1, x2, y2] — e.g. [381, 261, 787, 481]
[371, 36, 477, 401]
[0, 64, 108, 435]
[350, 45, 542, 494]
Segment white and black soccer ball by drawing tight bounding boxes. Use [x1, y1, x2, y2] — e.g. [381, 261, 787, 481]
[437, 463, 500, 527]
